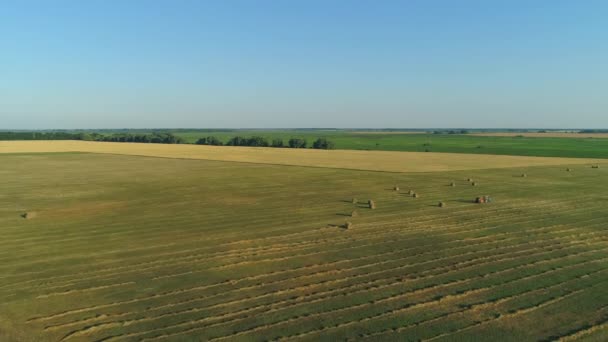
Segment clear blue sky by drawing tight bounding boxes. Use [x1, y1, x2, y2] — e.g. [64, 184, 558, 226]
[1, 0, 607, 129]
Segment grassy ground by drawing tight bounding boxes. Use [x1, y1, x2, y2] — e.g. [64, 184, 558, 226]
[171, 130, 608, 159]
[1, 152, 608, 341]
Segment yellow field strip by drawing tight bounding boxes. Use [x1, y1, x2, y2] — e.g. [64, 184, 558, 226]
[0, 140, 603, 173]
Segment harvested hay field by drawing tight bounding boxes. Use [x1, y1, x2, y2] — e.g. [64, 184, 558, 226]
[1, 151, 608, 341]
[0, 141, 603, 173]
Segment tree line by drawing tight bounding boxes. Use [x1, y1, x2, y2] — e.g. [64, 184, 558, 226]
[0, 131, 185, 144]
[0, 132, 86, 140]
[97, 132, 185, 144]
[196, 136, 335, 149]
[432, 130, 469, 134]
[0, 131, 335, 149]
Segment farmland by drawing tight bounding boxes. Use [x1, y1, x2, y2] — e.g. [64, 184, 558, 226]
[0, 141, 603, 173]
[5, 130, 608, 159]
[168, 130, 608, 159]
[1, 145, 608, 341]
[471, 132, 608, 139]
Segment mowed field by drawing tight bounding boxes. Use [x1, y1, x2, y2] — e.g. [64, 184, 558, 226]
[1, 148, 608, 341]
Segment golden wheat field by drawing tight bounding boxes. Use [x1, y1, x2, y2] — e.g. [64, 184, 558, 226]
[0, 141, 603, 173]
[1, 145, 607, 341]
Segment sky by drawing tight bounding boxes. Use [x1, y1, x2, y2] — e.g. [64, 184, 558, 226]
[1, 0, 607, 129]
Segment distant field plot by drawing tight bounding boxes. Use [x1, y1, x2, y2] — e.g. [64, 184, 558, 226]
[1, 151, 608, 341]
[169, 130, 608, 159]
[0, 141, 603, 173]
[472, 132, 608, 138]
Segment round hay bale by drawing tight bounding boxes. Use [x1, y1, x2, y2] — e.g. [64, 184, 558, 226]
[344, 221, 353, 229]
[450, 182, 456, 187]
[368, 200, 376, 209]
[408, 190, 414, 195]
[467, 178, 473, 182]
[351, 210, 358, 217]
[472, 182, 478, 186]
[413, 193, 419, 198]
[394, 186, 400, 191]
[566, 168, 572, 172]
[352, 197, 357, 204]
[21, 212, 37, 219]
[522, 173, 527, 178]
[438, 201, 445, 208]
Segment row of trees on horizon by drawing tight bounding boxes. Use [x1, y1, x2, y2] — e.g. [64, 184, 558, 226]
[196, 136, 335, 149]
[0, 131, 336, 149]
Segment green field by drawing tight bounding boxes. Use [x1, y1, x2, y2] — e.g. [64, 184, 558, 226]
[1, 151, 608, 341]
[171, 130, 608, 159]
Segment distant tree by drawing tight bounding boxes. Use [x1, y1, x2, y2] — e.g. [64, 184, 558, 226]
[226, 136, 247, 146]
[312, 138, 335, 149]
[196, 136, 223, 145]
[246, 136, 270, 147]
[271, 138, 284, 147]
[288, 138, 307, 148]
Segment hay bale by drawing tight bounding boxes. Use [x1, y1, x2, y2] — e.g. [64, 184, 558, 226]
[344, 221, 353, 229]
[413, 193, 419, 198]
[450, 182, 456, 187]
[472, 182, 478, 186]
[438, 201, 446, 208]
[522, 173, 527, 178]
[394, 186, 400, 191]
[368, 200, 376, 209]
[352, 197, 357, 204]
[20, 212, 36, 219]
[408, 190, 414, 195]
[351, 210, 358, 217]
[467, 178, 473, 182]
[566, 168, 572, 172]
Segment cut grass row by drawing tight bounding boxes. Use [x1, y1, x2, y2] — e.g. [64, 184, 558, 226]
[44, 220, 608, 340]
